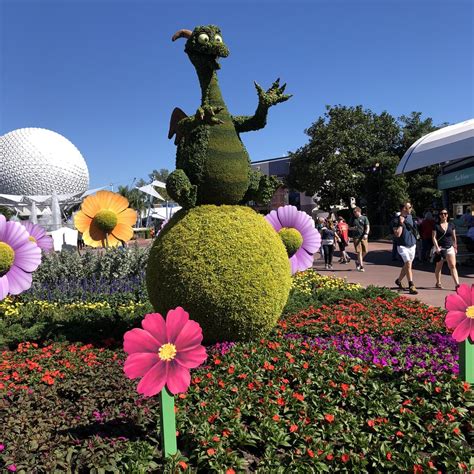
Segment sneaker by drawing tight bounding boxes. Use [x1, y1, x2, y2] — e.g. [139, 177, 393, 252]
[409, 285, 418, 295]
[329, 265, 333, 270]
[359, 266, 365, 272]
[395, 279, 407, 290]
[355, 262, 360, 271]
[325, 264, 329, 270]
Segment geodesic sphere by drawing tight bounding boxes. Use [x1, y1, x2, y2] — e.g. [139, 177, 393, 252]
[0, 128, 89, 195]
[146, 205, 292, 344]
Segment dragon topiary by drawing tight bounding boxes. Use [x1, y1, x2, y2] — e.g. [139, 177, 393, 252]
[166, 25, 291, 208]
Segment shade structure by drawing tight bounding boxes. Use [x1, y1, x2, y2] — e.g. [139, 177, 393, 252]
[137, 184, 164, 200]
[396, 119, 474, 174]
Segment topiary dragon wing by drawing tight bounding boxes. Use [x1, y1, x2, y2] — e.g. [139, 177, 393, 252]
[168, 107, 188, 145]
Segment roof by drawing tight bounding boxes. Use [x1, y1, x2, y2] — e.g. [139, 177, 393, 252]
[396, 119, 474, 174]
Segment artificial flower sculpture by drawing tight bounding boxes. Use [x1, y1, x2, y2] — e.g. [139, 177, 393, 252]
[0, 215, 42, 300]
[123, 307, 207, 456]
[445, 283, 474, 383]
[21, 222, 53, 252]
[74, 190, 137, 248]
[265, 205, 321, 275]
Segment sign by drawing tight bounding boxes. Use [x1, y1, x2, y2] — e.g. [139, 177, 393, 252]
[438, 167, 474, 190]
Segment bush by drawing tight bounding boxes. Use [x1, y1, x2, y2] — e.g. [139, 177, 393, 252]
[147, 205, 292, 343]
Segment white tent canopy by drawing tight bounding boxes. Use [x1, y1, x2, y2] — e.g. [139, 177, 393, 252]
[137, 184, 164, 200]
[396, 119, 474, 174]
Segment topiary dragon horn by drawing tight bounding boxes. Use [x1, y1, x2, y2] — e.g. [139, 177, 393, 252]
[172, 29, 192, 41]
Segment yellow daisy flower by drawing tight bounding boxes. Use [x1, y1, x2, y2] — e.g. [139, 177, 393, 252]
[74, 191, 137, 248]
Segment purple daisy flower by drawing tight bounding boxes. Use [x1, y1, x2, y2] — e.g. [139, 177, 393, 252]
[0, 215, 42, 300]
[265, 205, 321, 274]
[22, 221, 53, 252]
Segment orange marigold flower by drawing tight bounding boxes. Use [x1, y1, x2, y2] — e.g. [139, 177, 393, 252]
[462, 381, 470, 392]
[74, 190, 137, 248]
[178, 461, 188, 470]
[272, 414, 280, 421]
[324, 414, 335, 423]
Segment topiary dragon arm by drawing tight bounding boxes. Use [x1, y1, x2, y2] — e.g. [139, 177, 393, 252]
[233, 78, 292, 134]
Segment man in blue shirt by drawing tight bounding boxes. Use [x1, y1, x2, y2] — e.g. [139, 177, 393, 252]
[393, 202, 418, 294]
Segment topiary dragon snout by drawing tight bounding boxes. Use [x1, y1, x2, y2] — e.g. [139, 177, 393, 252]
[166, 25, 292, 209]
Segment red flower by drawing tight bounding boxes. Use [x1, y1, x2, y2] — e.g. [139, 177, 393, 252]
[386, 452, 392, 461]
[307, 449, 314, 458]
[396, 431, 404, 437]
[293, 392, 304, 401]
[289, 424, 298, 432]
[178, 461, 188, 470]
[272, 414, 280, 421]
[367, 419, 375, 428]
[341, 454, 350, 463]
[226, 469, 236, 474]
[413, 464, 423, 473]
[326, 454, 334, 461]
[453, 427, 460, 436]
[462, 381, 470, 392]
[434, 387, 441, 393]
[207, 448, 216, 456]
[324, 414, 335, 423]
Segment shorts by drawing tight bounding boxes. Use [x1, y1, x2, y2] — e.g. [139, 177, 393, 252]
[354, 238, 368, 254]
[433, 246, 455, 262]
[397, 245, 416, 263]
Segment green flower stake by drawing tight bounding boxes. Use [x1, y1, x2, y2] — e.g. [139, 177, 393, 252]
[123, 307, 207, 457]
[445, 284, 474, 383]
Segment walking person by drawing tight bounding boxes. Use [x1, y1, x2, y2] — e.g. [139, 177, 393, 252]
[393, 202, 418, 295]
[336, 216, 350, 263]
[350, 207, 370, 272]
[432, 208, 460, 289]
[321, 220, 337, 270]
[419, 211, 435, 262]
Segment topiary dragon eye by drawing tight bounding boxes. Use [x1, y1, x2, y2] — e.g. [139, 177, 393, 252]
[198, 33, 209, 44]
[214, 34, 223, 43]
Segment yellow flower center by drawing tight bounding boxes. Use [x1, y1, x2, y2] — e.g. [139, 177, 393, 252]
[29, 236, 37, 243]
[158, 343, 177, 361]
[278, 227, 303, 257]
[0, 242, 15, 276]
[93, 210, 118, 234]
[466, 306, 474, 319]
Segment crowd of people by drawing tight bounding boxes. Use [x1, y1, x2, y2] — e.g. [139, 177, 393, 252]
[314, 203, 473, 294]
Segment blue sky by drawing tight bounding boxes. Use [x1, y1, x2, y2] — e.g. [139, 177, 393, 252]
[1, 0, 473, 189]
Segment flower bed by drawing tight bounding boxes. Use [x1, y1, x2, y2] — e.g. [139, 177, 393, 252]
[1, 278, 472, 472]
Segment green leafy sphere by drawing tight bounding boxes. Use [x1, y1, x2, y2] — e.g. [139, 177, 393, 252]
[146, 205, 292, 343]
[278, 227, 303, 257]
[0, 242, 14, 276]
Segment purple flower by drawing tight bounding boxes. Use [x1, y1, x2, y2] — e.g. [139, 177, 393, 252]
[0, 443, 5, 451]
[0, 215, 42, 300]
[7, 465, 17, 472]
[21, 221, 53, 252]
[265, 205, 321, 274]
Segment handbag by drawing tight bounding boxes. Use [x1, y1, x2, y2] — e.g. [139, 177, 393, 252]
[430, 227, 447, 263]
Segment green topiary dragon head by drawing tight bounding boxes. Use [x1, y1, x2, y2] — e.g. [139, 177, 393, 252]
[173, 25, 229, 72]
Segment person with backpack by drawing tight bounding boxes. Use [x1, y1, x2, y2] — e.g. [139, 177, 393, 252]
[336, 216, 350, 263]
[349, 207, 370, 272]
[393, 201, 419, 295]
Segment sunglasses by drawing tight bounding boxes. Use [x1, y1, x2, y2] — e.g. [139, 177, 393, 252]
[440, 212, 448, 215]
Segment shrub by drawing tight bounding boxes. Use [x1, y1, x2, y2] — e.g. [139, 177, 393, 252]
[147, 205, 292, 343]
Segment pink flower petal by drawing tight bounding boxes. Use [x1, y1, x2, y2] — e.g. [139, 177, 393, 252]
[0, 215, 7, 241]
[293, 247, 314, 273]
[141, 313, 167, 346]
[166, 361, 191, 394]
[174, 319, 203, 352]
[123, 328, 161, 354]
[301, 228, 321, 254]
[290, 257, 299, 275]
[445, 294, 468, 312]
[38, 235, 54, 252]
[5, 266, 32, 295]
[124, 352, 159, 379]
[13, 241, 41, 272]
[456, 284, 472, 306]
[451, 318, 472, 342]
[265, 210, 282, 232]
[4, 221, 29, 250]
[0, 275, 9, 300]
[166, 307, 189, 343]
[175, 345, 207, 369]
[277, 205, 298, 228]
[445, 311, 467, 329]
[136, 360, 167, 397]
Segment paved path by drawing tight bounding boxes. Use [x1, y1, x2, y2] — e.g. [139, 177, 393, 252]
[313, 240, 473, 308]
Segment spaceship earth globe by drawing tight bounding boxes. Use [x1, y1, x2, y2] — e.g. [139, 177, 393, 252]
[0, 128, 89, 195]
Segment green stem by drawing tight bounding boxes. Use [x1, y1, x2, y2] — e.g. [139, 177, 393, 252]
[459, 338, 474, 384]
[159, 387, 177, 457]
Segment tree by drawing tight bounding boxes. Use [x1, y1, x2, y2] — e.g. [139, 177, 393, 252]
[287, 105, 408, 224]
[397, 112, 443, 214]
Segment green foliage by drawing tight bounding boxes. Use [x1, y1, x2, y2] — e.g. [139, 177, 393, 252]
[278, 228, 303, 257]
[30, 246, 149, 286]
[0, 206, 13, 219]
[93, 210, 118, 233]
[287, 106, 446, 223]
[166, 169, 198, 209]
[0, 299, 152, 348]
[147, 205, 292, 343]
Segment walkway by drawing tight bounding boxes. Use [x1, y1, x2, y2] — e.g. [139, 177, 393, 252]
[313, 240, 473, 308]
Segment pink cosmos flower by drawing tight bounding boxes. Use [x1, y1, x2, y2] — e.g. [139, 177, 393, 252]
[123, 307, 207, 396]
[22, 221, 53, 252]
[0, 215, 42, 300]
[265, 205, 321, 275]
[445, 283, 474, 342]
